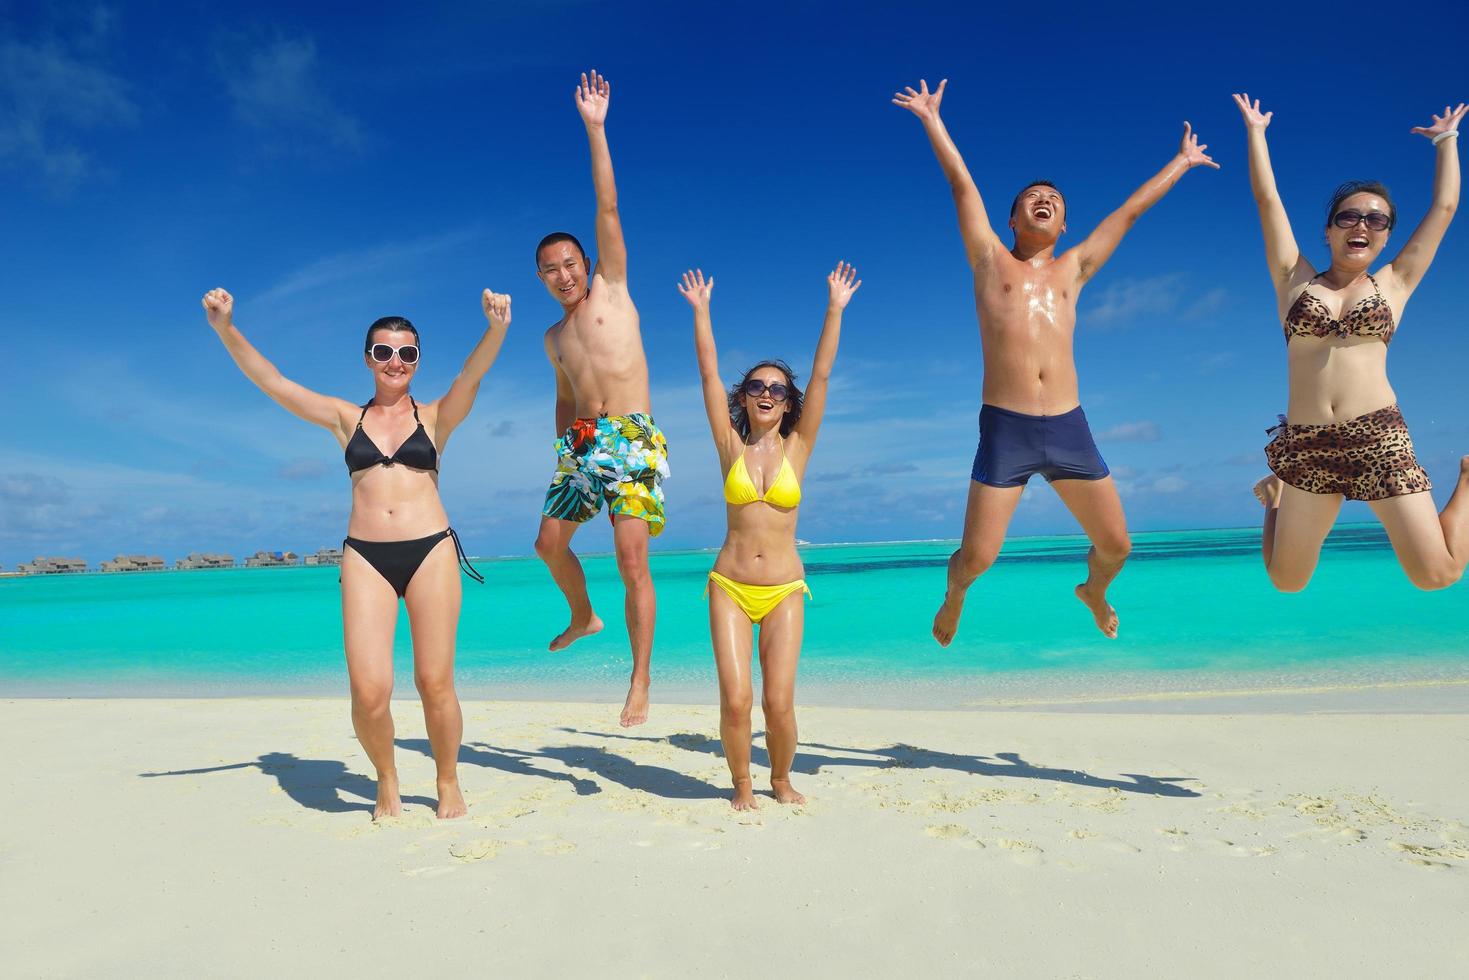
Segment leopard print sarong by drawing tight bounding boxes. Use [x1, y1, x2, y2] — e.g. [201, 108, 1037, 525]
[1264, 404, 1431, 501]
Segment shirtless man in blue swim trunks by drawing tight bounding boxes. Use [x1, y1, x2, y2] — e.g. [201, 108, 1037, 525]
[894, 78, 1217, 643]
[535, 70, 668, 727]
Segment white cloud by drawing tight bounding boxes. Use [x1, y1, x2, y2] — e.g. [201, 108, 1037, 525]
[1196, 351, 1236, 374]
[1151, 475, 1190, 494]
[1083, 274, 1184, 328]
[222, 36, 363, 153]
[278, 457, 331, 481]
[1096, 421, 1161, 443]
[1184, 288, 1230, 321]
[0, 31, 137, 191]
[253, 228, 479, 307]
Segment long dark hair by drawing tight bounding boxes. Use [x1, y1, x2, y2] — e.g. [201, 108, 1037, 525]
[364, 315, 419, 352]
[728, 359, 804, 439]
[1325, 180, 1396, 230]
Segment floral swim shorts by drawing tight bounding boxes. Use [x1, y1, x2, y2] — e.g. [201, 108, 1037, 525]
[542, 413, 670, 535]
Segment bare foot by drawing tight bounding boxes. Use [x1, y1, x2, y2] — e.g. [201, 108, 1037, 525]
[771, 776, 806, 805]
[372, 771, 402, 821]
[932, 590, 965, 647]
[1254, 474, 1283, 508]
[731, 777, 759, 811]
[436, 777, 467, 820]
[619, 678, 649, 728]
[1074, 583, 1119, 639]
[549, 612, 604, 652]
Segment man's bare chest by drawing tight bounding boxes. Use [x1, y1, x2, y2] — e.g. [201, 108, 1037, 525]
[553, 309, 641, 363]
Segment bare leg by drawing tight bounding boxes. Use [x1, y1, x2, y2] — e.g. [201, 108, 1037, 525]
[534, 515, 603, 651]
[1051, 477, 1131, 639]
[1369, 460, 1469, 589]
[758, 590, 806, 804]
[1256, 477, 1343, 592]
[404, 537, 467, 819]
[340, 546, 402, 820]
[709, 584, 757, 810]
[932, 481, 1025, 646]
[1255, 474, 1284, 567]
[613, 515, 655, 727]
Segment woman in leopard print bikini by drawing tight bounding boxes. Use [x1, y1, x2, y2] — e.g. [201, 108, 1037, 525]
[1234, 93, 1469, 591]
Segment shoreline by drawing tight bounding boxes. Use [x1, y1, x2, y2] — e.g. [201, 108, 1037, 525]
[7, 671, 1469, 714]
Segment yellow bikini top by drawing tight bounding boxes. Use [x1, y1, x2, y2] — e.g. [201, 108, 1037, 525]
[724, 445, 801, 508]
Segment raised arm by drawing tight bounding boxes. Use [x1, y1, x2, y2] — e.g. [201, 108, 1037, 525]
[543, 330, 576, 438]
[1231, 93, 1307, 299]
[892, 79, 1002, 267]
[1386, 103, 1467, 294]
[1073, 123, 1218, 283]
[678, 269, 737, 454]
[433, 290, 511, 442]
[793, 262, 860, 447]
[201, 288, 352, 437]
[576, 70, 627, 286]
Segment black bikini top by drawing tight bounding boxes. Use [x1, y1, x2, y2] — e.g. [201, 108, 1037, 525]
[344, 398, 438, 474]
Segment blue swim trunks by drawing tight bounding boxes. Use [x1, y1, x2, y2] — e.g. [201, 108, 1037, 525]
[970, 404, 1110, 487]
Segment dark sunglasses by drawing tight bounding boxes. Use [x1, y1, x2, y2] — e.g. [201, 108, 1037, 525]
[742, 378, 790, 402]
[1332, 210, 1391, 232]
[369, 343, 419, 364]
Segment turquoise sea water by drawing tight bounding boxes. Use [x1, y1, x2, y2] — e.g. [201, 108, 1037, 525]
[3, 526, 1467, 707]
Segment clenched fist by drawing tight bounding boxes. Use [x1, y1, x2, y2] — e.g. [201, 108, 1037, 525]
[482, 289, 512, 328]
[202, 288, 234, 331]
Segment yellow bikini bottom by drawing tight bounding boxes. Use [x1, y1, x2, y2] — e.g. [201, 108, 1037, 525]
[705, 571, 811, 624]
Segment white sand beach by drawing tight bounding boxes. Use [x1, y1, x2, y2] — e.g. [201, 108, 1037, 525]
[4, 697, 1467, 977]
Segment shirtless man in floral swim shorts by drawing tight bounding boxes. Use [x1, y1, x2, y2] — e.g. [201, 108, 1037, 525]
[534, 70, 668, 728]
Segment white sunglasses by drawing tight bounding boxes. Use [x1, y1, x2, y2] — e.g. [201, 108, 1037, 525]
[368, 343, 419, 364]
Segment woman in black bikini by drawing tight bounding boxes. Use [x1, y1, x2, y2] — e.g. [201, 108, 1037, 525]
[202, 286, 510, 819]
[1235, 94, 1469, 591]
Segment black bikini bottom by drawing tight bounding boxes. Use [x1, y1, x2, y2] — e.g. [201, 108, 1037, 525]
[342, 528, 484, 597]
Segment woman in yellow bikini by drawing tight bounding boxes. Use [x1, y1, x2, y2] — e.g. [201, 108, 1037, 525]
[678, 262, 860, 810]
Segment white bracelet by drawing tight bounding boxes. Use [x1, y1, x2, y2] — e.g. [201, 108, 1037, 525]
[1433, 130, 1460, 145]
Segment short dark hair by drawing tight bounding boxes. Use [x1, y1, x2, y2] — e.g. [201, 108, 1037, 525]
[1010, 180, 1065, 218]
[536, 232, 588, 267]
[364, 316, 418, 352]
[1326, 180, 1396, 230]
[729, 360, 804, 439]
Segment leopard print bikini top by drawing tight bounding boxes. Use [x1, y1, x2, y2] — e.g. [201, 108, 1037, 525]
[1283, 273, 1396, 345]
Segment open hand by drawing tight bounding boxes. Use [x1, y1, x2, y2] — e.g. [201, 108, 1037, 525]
[827, 261, 861, 308]
[1411, 103, 1468, 140]
[201, 288, 233, 331]
[892, 78, 946, 122]
[1180, 122, 1219, 169]
[678, 269, 714, 311]
[576, 69, 610, 126]
[482, 290, 511, 328]
[1231, 93, 1272, 130]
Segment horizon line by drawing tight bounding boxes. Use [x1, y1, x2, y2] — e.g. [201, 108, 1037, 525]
[1, 521, 1391, 574]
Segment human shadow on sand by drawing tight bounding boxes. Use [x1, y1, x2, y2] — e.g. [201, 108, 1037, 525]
[401, 738, 723, 801]
[560, 729, 1199, 799]
[394, 738, 603, 797]
[531, 743, 723, 800]
[139, 752, 438, 814]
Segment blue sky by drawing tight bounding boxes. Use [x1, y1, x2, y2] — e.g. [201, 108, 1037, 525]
[4, 1, 1469, 565]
